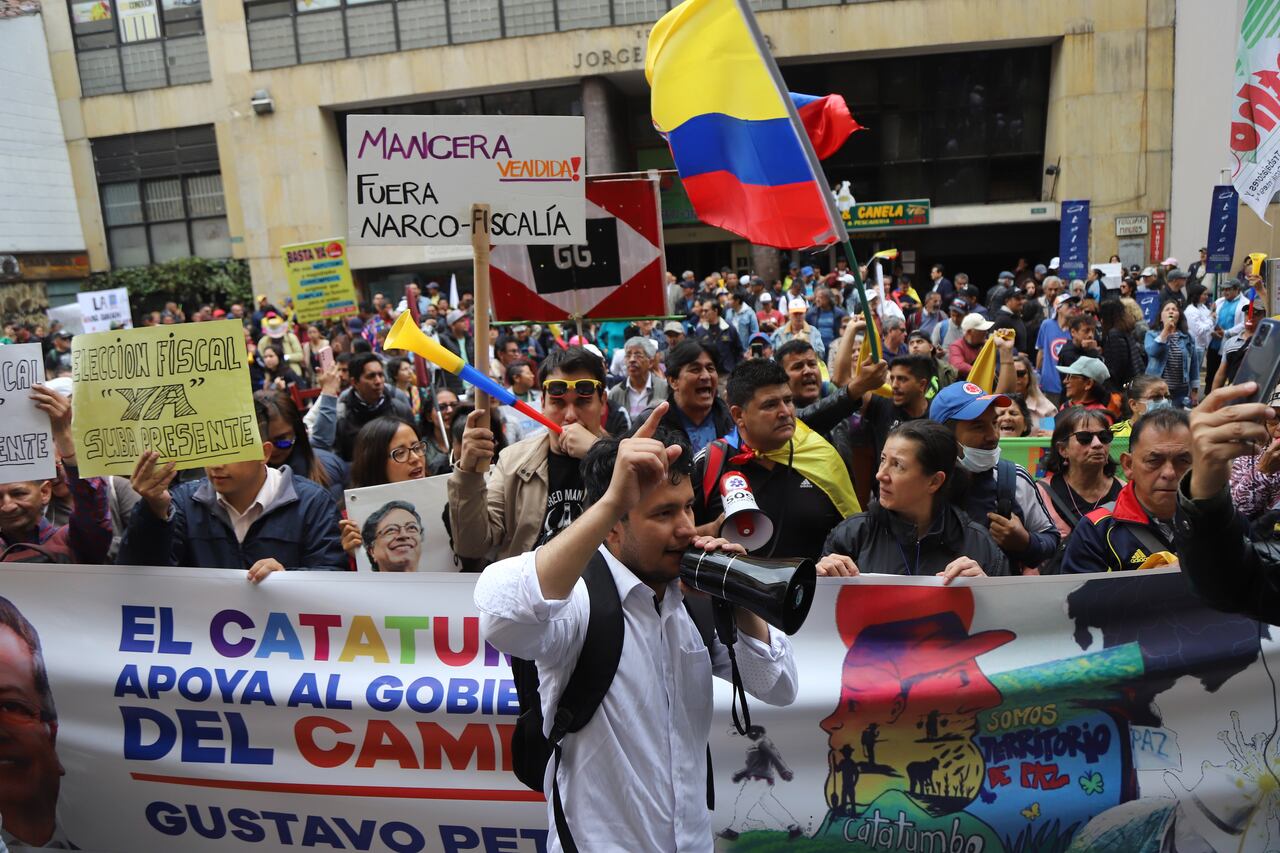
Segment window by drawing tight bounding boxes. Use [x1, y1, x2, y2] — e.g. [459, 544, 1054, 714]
[69, 0, 211, 96]
[92, 126, 231, 268]
[779, 47, 1051, 206]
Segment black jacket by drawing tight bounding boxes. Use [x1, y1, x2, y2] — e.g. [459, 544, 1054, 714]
[334, 386, 415, 460]
[822, 501, 1010, 576]
[991, 307, 1029, 355]
[1174, 477, 1280, 621]
[652, 396, 736, 448]
[436, 331, 477, 394]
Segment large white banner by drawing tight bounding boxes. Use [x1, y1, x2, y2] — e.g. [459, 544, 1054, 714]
[1, 565, 1277, 852]
[76, 287, 133, 334]
[346, 115, 586, 247]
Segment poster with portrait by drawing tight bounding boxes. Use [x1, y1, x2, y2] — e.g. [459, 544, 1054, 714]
[344, 475, 459, 573]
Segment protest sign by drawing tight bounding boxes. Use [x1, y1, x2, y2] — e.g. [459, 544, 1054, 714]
[490, 175, 666, 321]
[346, 114, 586, 246]
[345, 475, 459, 573]
[1232, 0, 1280, 221]
[69, 319, 262, 478]
[282, 238, 359, 324]
[78, 286, 134, 333]
[0, 342, 55, 485]
[1, 564, 1276, 852]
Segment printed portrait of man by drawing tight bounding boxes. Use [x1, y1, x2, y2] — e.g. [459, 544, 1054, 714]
[0, 594, 73, 849]
[361, 500, 423, 573]
[815, 585, 1010, 848]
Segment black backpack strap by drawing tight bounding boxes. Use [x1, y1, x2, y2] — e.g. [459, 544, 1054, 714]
[549, 554, 624, 853]
[1122, 520, 1175, 564]
[995, 459, 1017, 519]
[1044, 480, 1082, 530]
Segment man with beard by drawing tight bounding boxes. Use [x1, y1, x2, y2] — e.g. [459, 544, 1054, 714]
[0, 596, 71, 849]
[474, 407, 796, 852]
[655, 341, 734, 456]
[451, 347, 606, 559]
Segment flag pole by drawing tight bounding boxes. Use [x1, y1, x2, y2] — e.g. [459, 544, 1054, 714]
[731, 0, 880, 363]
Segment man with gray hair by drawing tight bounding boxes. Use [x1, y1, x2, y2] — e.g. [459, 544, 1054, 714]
[607, 336, 668, 428]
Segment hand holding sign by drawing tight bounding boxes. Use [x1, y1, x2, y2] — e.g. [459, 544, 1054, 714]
[29, 383, 73, 461]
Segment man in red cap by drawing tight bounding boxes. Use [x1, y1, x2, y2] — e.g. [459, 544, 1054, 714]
[816, 585, 1010, 848]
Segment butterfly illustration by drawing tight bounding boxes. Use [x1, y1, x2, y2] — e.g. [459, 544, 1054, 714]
[1079, 772, 1105, 795]
[1020, 803, 1041, 821]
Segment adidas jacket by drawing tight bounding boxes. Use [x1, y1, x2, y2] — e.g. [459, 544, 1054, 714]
[1061, 481, 1174, 574]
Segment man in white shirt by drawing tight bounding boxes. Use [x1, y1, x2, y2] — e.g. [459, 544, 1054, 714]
[475, 404, 798, 852]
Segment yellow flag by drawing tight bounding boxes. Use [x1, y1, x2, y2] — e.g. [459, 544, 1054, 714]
[762, 421, 861, 517]
[967, 328, 1014, 393]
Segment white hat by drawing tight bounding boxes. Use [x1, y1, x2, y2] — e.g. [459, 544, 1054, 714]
[759, 292, 773, 302]
[960, 313, 994, 332]
[1162, 257, 1178, 267]
[1049, 257, 1060, 269]
[839, 273, 856, 284]
[1141, 266, 1157, 277]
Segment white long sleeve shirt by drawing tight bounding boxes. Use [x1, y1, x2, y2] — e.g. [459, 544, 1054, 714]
[475, 545, 798, 852]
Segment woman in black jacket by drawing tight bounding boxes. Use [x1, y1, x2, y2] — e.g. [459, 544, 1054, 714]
[1098, 299, 1145, 389]
[817, 420, 1009, 579]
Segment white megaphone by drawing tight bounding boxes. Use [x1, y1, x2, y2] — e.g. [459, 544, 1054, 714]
[718, 472, 774, 552]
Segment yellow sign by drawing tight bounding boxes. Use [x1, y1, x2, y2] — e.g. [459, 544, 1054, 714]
[282, 238, 359, 324]
[70, 320, 263, 477]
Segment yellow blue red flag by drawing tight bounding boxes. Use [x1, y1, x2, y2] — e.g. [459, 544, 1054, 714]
[646, 0, 849, 249]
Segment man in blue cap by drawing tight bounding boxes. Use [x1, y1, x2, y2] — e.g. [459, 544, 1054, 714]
[930, 383, 1059, 574]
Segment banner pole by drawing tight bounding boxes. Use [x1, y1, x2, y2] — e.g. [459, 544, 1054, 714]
[840, 240, 881, 363]
[471, 203, 493, 473]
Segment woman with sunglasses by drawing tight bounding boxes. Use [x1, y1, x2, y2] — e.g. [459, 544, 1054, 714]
[998, 350, 1056, 425]
[1035, 406, 1123, 573]
[254, 389, 346, 508]
[339, 416, 429, 559]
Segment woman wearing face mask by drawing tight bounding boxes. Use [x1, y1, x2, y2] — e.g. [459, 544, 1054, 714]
[1145, 300, 1200, 409]
[1112, 375, 1171, 437]
[1036, 407, 1123, 572]
[816, 421, 1008, 580]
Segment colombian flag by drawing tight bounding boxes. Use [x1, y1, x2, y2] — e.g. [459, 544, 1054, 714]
[646, 0, 852, 249]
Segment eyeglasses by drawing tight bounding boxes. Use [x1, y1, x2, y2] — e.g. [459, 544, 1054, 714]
[389, 440, 429, 463]
[437, 402, 458, 411]
[1015, 370, 1028, 379]
[1072, 430, 1114, 446]
[375, 522, 422, 541]
[543, 379, 603, 398]
[270, 437, 296, 450]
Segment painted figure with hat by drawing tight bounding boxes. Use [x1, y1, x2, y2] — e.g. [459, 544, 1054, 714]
[257, 312, 303, 370]
[813, 584, 1009, 849]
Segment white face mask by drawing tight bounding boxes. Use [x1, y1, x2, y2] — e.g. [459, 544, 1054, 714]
[959, 444, 1002, 473]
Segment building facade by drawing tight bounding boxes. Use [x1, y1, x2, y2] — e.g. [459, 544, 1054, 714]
[2, 0, 89, 325]
[44, 0, 1177, 303]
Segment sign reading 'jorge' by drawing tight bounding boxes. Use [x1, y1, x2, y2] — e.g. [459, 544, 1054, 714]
[346, 115, 586, 246]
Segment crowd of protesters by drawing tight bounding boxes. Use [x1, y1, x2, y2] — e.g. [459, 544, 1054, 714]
[0, 249, 1276, 587]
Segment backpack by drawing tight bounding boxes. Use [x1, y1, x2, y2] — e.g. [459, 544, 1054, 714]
[995, 458, 1017, 520]
[509, 551, 716, 853]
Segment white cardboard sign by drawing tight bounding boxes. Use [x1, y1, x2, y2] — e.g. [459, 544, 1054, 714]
[346, 114, 586, 246]
[77, 287, 133, 334]
[0, 343, 56, 485]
